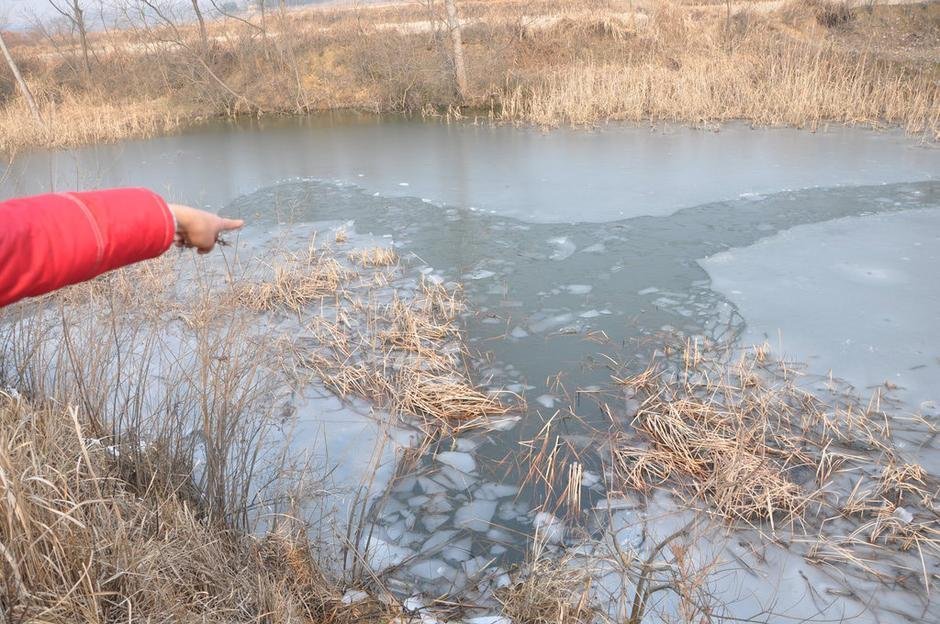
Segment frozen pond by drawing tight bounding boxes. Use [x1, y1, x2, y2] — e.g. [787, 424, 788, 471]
[2, 117, 938, 622]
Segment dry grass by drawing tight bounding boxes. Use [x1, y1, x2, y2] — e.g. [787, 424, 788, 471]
[0, 253, 405, 623]
[235, 250, 352, 313]
[0, 0, 937, 153]
[349, 246, 399, 268]
[499, 538, 595, 624]
[0, 393, 401, 623]
[0, 234, 512, 621]
[604, 338, 940, 590]
[299, 272, 510, 436]
[225, 236, 508, 436]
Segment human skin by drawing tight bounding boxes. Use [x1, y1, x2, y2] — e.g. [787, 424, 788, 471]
[168, 204, 244, 254]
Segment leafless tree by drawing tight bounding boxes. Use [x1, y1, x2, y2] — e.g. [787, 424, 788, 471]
[443, 0, 467, 100]
[191, 0, 208, 49]
[0, 30, 43, 125]
[47, 0, 92, 76]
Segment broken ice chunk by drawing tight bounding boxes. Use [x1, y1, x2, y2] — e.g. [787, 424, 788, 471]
[436, 451, 477, 473]
[454, 499, 497, 532]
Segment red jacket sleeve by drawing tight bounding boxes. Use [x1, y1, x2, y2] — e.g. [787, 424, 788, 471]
[0, 188, 175, 307]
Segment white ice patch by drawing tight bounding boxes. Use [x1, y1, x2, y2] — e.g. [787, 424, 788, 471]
[454, 499, 498, 532]
[462, 269, 496, 280]
[534, 512, 566, 544]
[564, 284, 593, 295]
[535, 394, 556, 409]
[436, 451, 477, 474]
[409, 559, 456, 581]
[364, 538, 412, 572]
[548, 237, 577, 261]
[528, 313, 574, 333]
[700, 208, 940, 416]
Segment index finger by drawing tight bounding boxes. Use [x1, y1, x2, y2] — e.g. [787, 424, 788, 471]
[220, 217, 245, 231]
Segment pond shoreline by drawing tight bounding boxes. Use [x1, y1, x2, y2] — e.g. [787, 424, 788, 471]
[1, 0, 937, 155]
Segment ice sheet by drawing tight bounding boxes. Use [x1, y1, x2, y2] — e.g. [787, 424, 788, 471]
[700, 208, 940, 417]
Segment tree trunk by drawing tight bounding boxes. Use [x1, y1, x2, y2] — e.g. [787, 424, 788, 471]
[0, 31, 44, 126]
[71, 0, 91, 76]
[191, 0, 209, 50]
[443, 0, 468, 100]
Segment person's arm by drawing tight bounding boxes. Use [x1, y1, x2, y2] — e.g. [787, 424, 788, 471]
[0, 188, 243, 307]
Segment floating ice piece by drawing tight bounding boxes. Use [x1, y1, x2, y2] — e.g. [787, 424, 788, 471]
[564, 284, 593, 295]
[548, 237, 577, 261]
[393, 476, 419, 494]
[410, 559, 455, 581]
[439, 465, 476, 490]
[476, 483, 518, 500]
[581, 242, 606, 254]
[579, 310, 600, 319]
[423, 515, 449, 532]
[489, 544, 507, 555]
[534, 512, 566, 544]
[364, 538, 411, 572]
[486, 416, 521, 431]
[408, 495, 430, 507]
[894, 507, 914, 524]
[398, 182, 410, 187]
[462, 269, 496, 280]
[424, 495, 454, 514]
[455, 438, 479, 452]
[385, 520, 405, 542]
[637, 287, 659, 295]
[436, 451, 477, 474]
[463, 555, 490, 578]
[442, 537, 473, 563]
[492, 572, 511, 589]
[581, 470, 601, 488]
[341, 590, 369, 605]
[535, 394, 556, 409]
[418, 476, 447, 495]
[454, 499, 497, 532]
[616, 522, 644, 550]
[529, 313, 574, 333]
[421, 529, 459, 554]
[510, 326, 529, 339]
[497, 500, 527, 521]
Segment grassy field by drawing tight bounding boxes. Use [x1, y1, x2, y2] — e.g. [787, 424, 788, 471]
[0, 0, 938, 153]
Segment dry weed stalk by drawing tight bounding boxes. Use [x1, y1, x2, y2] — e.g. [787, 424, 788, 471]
[0, 389, 396, 623]
[236, 242, 507, 436]
[349, 246, 399, 268]
[499, 536, 595, 624]
[607, 339, 939, 591]
[235, 251, 352, 313]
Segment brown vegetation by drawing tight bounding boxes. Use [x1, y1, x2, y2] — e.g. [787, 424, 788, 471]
[0, 232, 509, 621]
[606, 338, 939, 590]
[0, 393, 397, 623]
[0, 249, 422, 622]
[0, 0, 938, 153]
